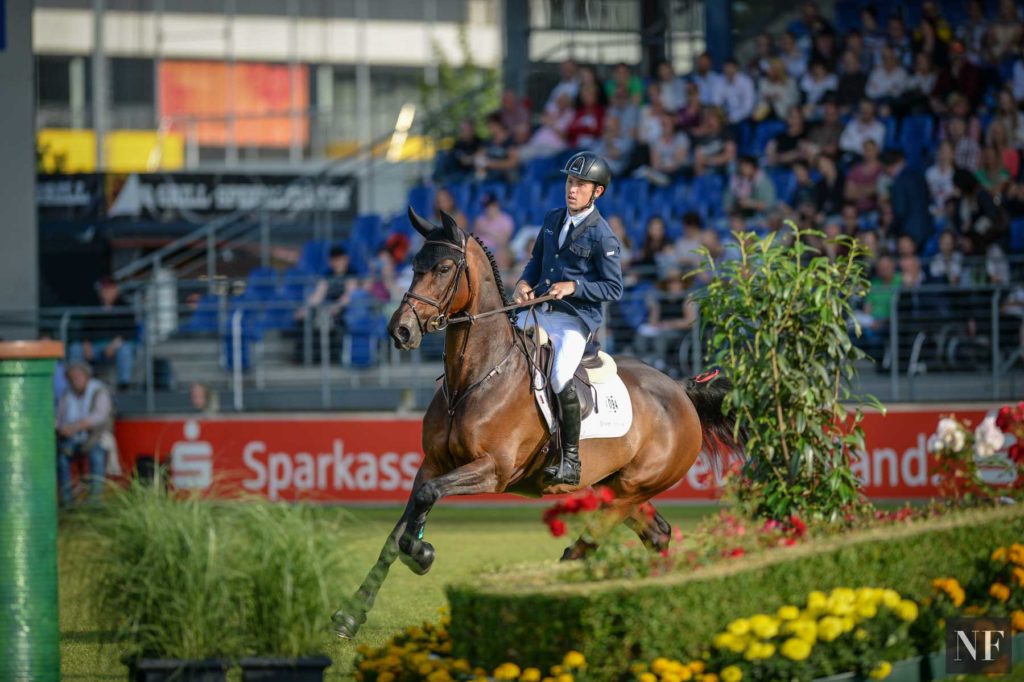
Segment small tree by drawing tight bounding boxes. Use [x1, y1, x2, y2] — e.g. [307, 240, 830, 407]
[419, 26, 501, 140]
[693, 224, 883, 521]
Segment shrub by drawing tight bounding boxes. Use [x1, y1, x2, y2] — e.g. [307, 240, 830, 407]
[693, 226, 880, 521]
[446, 506, 1024, 679]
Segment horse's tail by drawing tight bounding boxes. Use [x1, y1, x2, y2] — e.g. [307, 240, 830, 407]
[682, 369, 745, 466]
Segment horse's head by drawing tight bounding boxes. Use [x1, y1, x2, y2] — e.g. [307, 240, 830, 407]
[388, 206, 475, 350]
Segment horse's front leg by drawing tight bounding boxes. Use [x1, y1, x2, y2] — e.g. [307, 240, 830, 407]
[398, 457, 499, 575]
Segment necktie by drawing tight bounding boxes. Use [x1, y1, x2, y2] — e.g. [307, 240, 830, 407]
[558, 214, 573, 248]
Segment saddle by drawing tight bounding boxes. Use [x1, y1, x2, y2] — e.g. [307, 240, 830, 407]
[525, 325, 618, 422]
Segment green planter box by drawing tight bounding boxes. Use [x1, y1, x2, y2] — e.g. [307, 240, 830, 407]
[921, 650, 946, 681]
[813, 656, 922, 682]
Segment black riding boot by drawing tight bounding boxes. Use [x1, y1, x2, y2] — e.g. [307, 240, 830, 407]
[544, 383, 582, 486]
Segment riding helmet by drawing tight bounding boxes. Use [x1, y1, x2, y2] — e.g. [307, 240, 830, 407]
[560, 151, 612, 189]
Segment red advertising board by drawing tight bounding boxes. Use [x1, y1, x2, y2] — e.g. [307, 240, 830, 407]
[113, 407, 1011, 504]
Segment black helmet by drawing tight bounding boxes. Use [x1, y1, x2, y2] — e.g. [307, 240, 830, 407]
[561, 151, 612, 189]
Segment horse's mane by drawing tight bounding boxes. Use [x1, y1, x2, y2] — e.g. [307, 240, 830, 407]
[469, 233, 514, 319]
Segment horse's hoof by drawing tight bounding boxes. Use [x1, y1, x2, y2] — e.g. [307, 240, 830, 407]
[332, 606, 363, 639]
[399, 540, 435, 575]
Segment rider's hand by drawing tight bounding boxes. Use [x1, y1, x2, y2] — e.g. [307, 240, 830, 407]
[513, 281, 535, 304]
[549, 281, 576, 300]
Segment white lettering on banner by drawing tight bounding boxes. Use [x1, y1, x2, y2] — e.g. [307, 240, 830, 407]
[241, 438, 422, 500]
[170, 420, 213, 490]
[849, 433, 929, 488]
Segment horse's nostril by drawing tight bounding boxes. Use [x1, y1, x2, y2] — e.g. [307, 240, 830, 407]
[397, 325, 411, 343]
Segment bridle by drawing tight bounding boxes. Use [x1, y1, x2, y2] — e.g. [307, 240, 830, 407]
[399, 235, 471, 335]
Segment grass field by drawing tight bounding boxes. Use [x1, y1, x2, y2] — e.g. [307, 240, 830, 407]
[58, 503, 715, 680]
[58, 502, 1024, 681]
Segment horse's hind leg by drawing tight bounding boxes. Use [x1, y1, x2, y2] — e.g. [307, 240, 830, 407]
[398, 457, 498, 575]
[624, 504, 672, 552]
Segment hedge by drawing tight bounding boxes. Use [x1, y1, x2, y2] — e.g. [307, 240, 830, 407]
[446, 505, 1024, 680]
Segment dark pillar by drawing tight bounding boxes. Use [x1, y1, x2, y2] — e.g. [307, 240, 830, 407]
[641, 0, 668, 76]
[503, 0, 530, 95]
[705, 1, 734, 67]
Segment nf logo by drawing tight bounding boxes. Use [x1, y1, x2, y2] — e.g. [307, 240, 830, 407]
[170, 420, 214, 490]
[946, 617, 1011, 674]
[569, 156, 585, 174]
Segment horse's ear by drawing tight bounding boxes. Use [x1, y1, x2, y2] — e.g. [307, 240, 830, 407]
[407, 206, 434, 238]
[440, 210, 462, 243]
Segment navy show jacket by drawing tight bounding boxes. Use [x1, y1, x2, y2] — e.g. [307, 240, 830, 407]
[519, 207, 624, 334]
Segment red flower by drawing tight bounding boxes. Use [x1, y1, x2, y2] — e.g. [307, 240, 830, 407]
[598, 487, 616, 504]
[660, 549, 670, 558]
[638, 502, 656, 520]
[727, 547, 746, 558]
[789, 515, 808, 537]
[1010, 443, 1023, 463]
[542, 506, 560, 523]
[562, 497, 581, 513]
[579, 491, 600, 512]
[762, 519, 781, 532]
[998, 406, 1013, 430]
[548, 519, 567, 537]
[782, 538, 797, 547]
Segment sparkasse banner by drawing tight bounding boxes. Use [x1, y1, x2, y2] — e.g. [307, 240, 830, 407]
[113, 407, 1013, 503]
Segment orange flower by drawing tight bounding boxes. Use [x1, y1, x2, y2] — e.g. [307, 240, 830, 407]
[993, 547, 1009, 563]
[990, 583, 1011, 603]
[1014, 567, 1024, 588]
[1013, 610, 1024, 633]
[1010, 544, 1024, 566]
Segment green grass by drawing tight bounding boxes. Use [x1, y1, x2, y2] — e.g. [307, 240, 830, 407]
[58, 503, 715, 680]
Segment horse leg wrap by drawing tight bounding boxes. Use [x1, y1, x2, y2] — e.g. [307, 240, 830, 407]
[332, 597, 368, 639]
[398, 533, 436, 575]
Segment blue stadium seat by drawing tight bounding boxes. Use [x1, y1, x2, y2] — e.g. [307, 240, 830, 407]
[834, 0, 863, 32]
[445, 182, 472, 213]
[407, 185, 434, 218]
[899, 114, 935, 169]
[752, 120, 787, 157]
[616, 283, 652, 331]
[298, 240, 329, 275]
[475, 181, 509, 207]
[691, 174, 725, 219]
[182, 294, 220, 334]
[1012, 218, 1024, 252]
[883, 117, 899, 151]
[767, 168, 797, 206]
[245, 267, 277, 301]
[523, 155, 560, 183]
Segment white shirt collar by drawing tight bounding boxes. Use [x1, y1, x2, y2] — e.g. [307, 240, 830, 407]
[565, 204, 595, 227]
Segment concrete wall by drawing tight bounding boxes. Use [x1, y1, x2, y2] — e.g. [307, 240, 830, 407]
[0, 0, 38, 340]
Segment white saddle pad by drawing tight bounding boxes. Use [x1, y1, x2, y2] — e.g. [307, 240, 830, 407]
[533, 370, 633, 440]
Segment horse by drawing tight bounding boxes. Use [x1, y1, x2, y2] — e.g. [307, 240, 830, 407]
[331, 207, 743, 639]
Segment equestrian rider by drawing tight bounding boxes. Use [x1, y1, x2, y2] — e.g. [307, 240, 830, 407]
[513, 151, 624, 487]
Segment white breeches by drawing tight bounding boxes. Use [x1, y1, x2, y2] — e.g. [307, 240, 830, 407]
[516, 308, 589, 392]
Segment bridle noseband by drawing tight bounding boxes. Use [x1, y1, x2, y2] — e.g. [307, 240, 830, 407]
[400, 236, 471, 334]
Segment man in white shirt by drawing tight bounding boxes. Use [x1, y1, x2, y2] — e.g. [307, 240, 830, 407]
[690, 52, 725, 106]
[545, 59, 580, 113]
[866, 46, 908, 102]
[840, 99, 886, 157]
[715, 58, 756, 124]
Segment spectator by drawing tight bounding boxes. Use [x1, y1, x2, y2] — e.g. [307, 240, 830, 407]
[976, 144, 1012, 195]
[926, 141, 957, 217]
[928, 230, 963, 284]
[942, 45, 984, 115]
[806, 96, 843, 157]
[606, 215, 635, 269]
[606, 85, 640, 139]
[860, 6, 887, 67]
[839, 100, 885, 158]
[837, 50, 869, 112]
[189, 381, 220, 415]
[692, 107, 737, 175]
[471, 193, 515, 252]
[1013, 44, 1024, 102]
[636, 270, 699, 376]
[950, 168, 1009, 254]
[593, 114, 635, 177]
[677, 81, 705, 132]
[716, 58, 757, 125]
[434, 187, 468, 227]
[899, 52, 946, 116]
[844, 138, 884, 213]
[635, 216, 677, 282]
[747, 32, 775, 78]
[995, 89, 1024, 147]
[884, 149, 934, 249]
[475, 114, 520, 183]
[756, 57, 801, 121]
[675, 211, 705, 269]
[858, 253, 902, 361]
[958, 0, 989, 64]
[294, 245, 355, 325]
[945, 115, 981, 171]
[989, 0, 1023, 61]
[789, 159, 818, 212]
[801, 59, 839, 120]
[770, 109, 806, 168]
[815, 153, 846, 218]
[435, 118, 480, 184]
[56, 360, 115, 506]
[656, 59, 688, 112]
[69, 277, 136, 391]
[920, 0, 954, 43]
[912, 18, 950, 70]
[635, 113, 690, 185]
[779, 31, 808, 81]
[499, 89, 531, 143]
[811, 28, 840, 72]
[637, 83, 670, 146]
[866, 46, 908, 107]
[566, 82, 605, 148]
[518, 91, 573, 162]
[841, 201, 863, 235]
[604, 62, 644, 105]
[844, 30, 873, 73]
[887, 15, 912, 65]
[545, 59, 580, 111]
[726, 155, 777, 218]
[690, 52, 724, 107]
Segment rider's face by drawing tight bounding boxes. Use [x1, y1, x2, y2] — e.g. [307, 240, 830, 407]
[565, 177, 602, 213]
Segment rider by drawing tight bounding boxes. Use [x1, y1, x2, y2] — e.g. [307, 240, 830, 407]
[513, 151, 624, 487]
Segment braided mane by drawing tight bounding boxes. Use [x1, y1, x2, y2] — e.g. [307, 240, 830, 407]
[469, 234, 514, 318]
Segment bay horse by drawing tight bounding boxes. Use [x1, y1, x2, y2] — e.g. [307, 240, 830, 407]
[332, 207, 742, 639]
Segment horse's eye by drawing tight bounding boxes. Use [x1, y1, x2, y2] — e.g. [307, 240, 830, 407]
[438, 265, 452, 275]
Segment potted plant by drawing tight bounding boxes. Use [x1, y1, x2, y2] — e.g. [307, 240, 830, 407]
[88, 484, 239, 681]
[231, 502, 341, 681]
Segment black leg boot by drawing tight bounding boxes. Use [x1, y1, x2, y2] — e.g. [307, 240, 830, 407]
[544, 383, 582, 486]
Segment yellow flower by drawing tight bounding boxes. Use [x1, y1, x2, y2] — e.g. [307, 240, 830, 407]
[651, 657, 673, 675]
[562, 651, 586, 669]
[638, 674, 658, 682]
[721, 665, 743, 682]
[702, 675, 720, 682]
[881, 589, 901, 608]
[895, 600, 919, 622]
[727, 618, 751, 636]
[1011, 543, 1024, 566]
[777, 605, 801, 621]
[1013, 567, 1024, 588]
[784, 618, 818, 644]
[688, 661, 705, 674]
[378, 674, 395, 682]
[744, 642, 776, 660]
[713, 633, 746, 653]
[1012, 610, 1024, 634]
[418, 663, 436, 676]
[856, 603, 878, 619]
[677, 667, 694, 681]
[427, 671, 453, 682]
[493, 663, 521, 680]
[818, 617, 844, 642]
[991, 583, 1011, 603]
[993, 547, 1009, 562]
[662, 674, 682, 682]
[781, 637, 812, 661]
[855, 628, 869, 641]
[451, 659, 471, 673]
[806, 591, 828, 614]
[629, 662, 648, 675]
[869, 661, 893, 680]
[556, 674, 574, 682]
[521, 668, 543, 682]
[749, 614, 780, 639]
